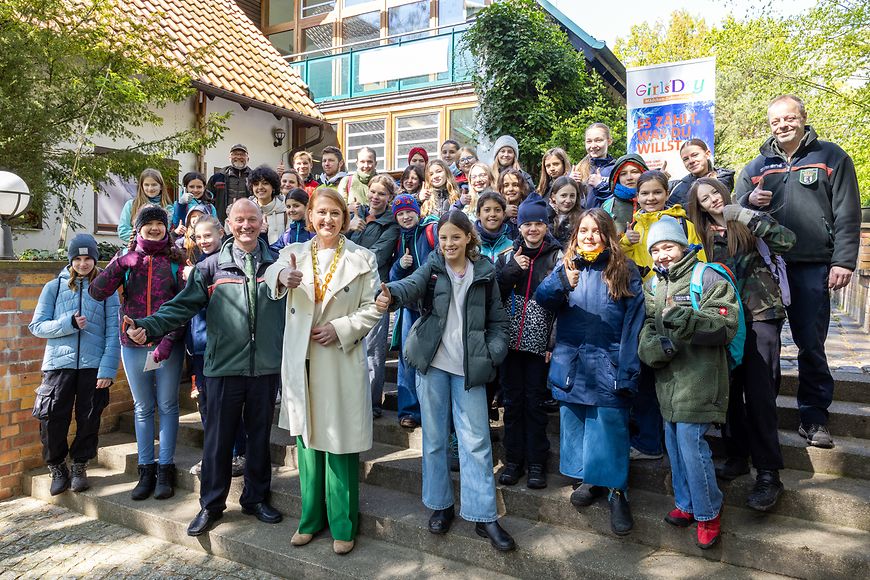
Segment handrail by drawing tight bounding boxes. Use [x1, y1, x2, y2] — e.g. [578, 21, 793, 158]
[282, 21, 471, 61]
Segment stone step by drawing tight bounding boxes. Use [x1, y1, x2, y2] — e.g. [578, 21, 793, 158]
[775, 395, 870, 439]
[75, 437, 791, 580]
[26, 466, 510, 580]
[780, 371, 870, 405]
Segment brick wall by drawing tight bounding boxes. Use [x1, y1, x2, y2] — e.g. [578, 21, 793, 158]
[0, 261, 133, 500]
[833, 224, 870, 332]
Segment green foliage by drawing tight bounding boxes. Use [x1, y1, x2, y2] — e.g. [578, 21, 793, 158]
[0, 0, 229, 233]
[613, 1, 869, 204]
[463, 0, 623, 170]
[97, 241, 123, 261]
[16, 248, 65, 261]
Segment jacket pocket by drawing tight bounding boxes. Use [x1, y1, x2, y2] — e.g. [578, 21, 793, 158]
[548, 344, 579, 393]
[32, 382, 56, 420]
[597, 350, 619, 391]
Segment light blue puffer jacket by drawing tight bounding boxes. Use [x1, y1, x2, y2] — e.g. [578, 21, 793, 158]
[29, 268, 121, 379]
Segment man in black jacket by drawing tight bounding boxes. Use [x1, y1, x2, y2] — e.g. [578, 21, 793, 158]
[736, 94, 861, 449]
[209, 144, 253, 222]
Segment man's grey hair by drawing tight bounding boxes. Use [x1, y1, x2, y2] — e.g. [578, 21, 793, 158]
[768, 94, 807, 118]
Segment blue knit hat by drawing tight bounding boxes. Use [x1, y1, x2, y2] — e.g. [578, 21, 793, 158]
[392, 194, 420, 217]
[517, 198, 549, 225]
[646, 215, 689, 252]
[67, 233, 99, 264]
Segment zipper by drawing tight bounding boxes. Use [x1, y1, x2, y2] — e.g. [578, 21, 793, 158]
[462, 273, 489, 389]
[249, 264, 256, 376]
[146, 256, 153, 316]
[76, 279, 83, 370]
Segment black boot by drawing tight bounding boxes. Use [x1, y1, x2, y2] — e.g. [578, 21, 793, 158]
[70, 462, 89, 492]
[154, 463, 176, 500]
[715, 457, 750, 481]
[570, 483, 605, 508]
[475, 520, 516, 552]
[131, 463, 157, 500]
[498, 463, 523, 486]
[747, 470, 784, 512]
[526, 464, 547, 489]
[48, 463, 70, 496]
[609, 489, 634, 536]
[428, 505, 455, 535]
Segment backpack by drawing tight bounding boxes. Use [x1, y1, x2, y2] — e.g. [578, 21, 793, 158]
[651, 262, 746, 370]
[755, 238, 791, 307]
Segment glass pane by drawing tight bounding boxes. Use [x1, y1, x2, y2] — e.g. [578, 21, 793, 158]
[343, 0, 373, 7]
[388, 0, 429, 41]
[449, 107, 478, 147]
[302, 0, 335, 18]
[304, 24, 333, 57]
[345, 119, 386, 171]
[268, 30, 296, 57]
[268, 0, 295, 27]
[342, 11, 380, 49]
[438, 0, 464, 26]
[395, 113, 439, 170]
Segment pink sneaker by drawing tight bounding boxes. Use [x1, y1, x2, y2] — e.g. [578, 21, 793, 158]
[665, 507, 695, 528]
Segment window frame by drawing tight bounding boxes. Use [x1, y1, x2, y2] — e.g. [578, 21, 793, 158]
[393, 109, 441, 170]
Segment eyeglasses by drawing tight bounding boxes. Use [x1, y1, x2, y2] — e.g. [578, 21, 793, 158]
[459, 156, 476, 163]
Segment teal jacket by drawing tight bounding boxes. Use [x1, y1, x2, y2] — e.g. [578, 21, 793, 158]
[134, 237, 286, 377]
[117, 196, 174, 244]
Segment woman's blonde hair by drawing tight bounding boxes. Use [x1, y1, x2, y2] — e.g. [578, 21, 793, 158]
[187, 215, 223, 263]
[306, 187, 351, 233]
[130, 168, 172, 230]
[368, 173, 397, 200]
[421, 159, 460, 216]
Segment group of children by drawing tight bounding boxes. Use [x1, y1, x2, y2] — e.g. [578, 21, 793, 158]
[31, 124, 795, 552]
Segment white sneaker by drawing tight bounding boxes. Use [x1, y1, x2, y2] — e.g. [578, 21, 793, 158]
[189, 461, 202, 476]
[629, 447, 663, 461]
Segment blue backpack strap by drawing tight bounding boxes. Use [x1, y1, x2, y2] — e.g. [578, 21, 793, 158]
[689, 262, 746, 369]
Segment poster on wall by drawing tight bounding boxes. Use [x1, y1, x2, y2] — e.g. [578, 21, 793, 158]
[626, 57, 715, 180]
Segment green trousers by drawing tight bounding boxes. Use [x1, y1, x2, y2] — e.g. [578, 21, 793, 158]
[296, 437, 359, 541]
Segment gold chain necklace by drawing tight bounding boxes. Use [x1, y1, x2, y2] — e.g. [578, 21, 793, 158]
[311, 235, 345, 303]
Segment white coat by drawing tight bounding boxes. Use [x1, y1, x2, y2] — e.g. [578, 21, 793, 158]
[265, 238, 382, 454]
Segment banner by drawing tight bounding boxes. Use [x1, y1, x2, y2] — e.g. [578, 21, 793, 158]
[626, 57, 715, 179]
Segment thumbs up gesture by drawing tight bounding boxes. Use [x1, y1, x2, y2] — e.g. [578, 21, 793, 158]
[400, 247, 413, 269]
[566, 266, 581, 289]
[624, 222, 641, 245]
[124, 315, 147, 345]
[587, 167, 603, 188]
[279, 253, 303, 289]
[375, 282, 392, 313]
[513, 246, 530, 270]
[660, 160, 671, 180]
[748, 175, 772, 208]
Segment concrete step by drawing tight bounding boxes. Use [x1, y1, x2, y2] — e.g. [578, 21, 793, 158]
[26, 466, 509, 580]
[780, 371, 870, 405]
[75, 436, 790, 580]
[775, 395, 869, 439]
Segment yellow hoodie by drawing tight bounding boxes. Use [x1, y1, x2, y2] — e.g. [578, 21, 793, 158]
[620, 204, 707, 280]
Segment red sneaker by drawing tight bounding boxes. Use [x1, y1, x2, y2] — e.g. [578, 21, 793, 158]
[190, 376, 199, 400]
[664, 507, 694, 527]
[696, 514, 721, 549]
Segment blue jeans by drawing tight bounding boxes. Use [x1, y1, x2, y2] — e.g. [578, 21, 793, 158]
[417, 367, 498, 522]
[367, 312, 389, 411]
[559, 403, 629, 490]
[664, 422, 722, 521]
[630, 364, 663, 455]
[396, 309, 421, 422]
[122, 344, 184, 465]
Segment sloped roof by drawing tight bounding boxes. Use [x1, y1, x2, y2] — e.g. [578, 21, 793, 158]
[126, 0, 325, 123]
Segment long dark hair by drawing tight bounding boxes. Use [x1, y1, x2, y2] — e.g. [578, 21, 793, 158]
[437, 210, 480, 261]
[401, 165, 424, 195]
[537, 147, 571, 195]
[686, 177, 755, 258]
[564, 209, 635, 301]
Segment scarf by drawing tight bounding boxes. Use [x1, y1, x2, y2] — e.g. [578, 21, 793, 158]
[576, 249, 604, 263]
[613, 183, 637, 201]
[136, 233, 170, 255]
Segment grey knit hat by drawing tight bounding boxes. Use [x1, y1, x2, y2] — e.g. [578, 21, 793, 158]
[492, 135, 519, 159]
[646, 215, 689, 252]
[67, 233, 99, 264]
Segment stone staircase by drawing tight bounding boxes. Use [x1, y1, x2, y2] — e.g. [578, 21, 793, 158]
[26, 359, 870, 579]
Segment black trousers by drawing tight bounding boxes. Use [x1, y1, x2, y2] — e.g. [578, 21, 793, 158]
[724, 319, 785, 471]
[200, 374, 279, 514]
[193, 355, 247, 457]
[501, 351, 550, 466]
[37, 369, 109, 466]
[785, 263, 835, 426]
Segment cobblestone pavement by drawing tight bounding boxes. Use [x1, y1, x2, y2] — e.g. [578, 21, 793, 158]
[781, 311, 870, 374]
[0, 497, 280, 580]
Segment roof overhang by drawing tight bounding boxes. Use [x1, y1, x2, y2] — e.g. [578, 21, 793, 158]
[193, 81, 329, 127]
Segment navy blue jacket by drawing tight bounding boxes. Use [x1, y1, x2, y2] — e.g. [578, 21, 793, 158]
[583, 155, 616, 209]
[269, 219, 313, 254]
[535, 252, 645, 407]
[389, 221, 438, 285]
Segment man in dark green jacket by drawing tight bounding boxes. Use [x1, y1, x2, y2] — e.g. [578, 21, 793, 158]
[736, 94, 861, 449]
[126, 199, 288, 535]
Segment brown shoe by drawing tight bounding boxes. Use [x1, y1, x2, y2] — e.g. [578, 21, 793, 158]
[291, 531, 313, 546]
[333, 539, 355, 555]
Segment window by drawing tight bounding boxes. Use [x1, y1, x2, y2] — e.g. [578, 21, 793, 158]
[268, 0, 295, 27]
[342, 11, 380, 49]
[388, 0, 429, 40]
[303, 23, 333, 56]
[343, 0, 373, 7]
[268, 30, 296, 56]
[95, 175, 138, 234]
[345, 119, 386, 171]
[394, 112, 439, 169]
[449, 107, 478, 147]
[301, 0, 335, 18]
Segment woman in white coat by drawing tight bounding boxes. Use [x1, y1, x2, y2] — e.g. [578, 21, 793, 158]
[265, 187, 385, 555]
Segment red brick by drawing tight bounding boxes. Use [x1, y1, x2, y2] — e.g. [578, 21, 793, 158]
[1, 400, 19, 414]
[0, 425, 20, 438]
[0, 450, 20, 464]
[10, 286, 43, 298]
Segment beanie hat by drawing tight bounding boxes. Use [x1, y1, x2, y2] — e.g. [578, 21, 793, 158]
[407, 147, 429, 165]
[646, 215, 689, 252]
[492, 135, 519, 160]
[134, 204, 169, 231]
[517, 198, 549, 226]
[185, 204, 210, 225]
[68, 233, 99, 264]
[287, 187, 310, 206]
[392, 194, 421, 217]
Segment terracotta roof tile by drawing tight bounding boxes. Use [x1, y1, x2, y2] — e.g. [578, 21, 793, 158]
[124, 0, 323, 122]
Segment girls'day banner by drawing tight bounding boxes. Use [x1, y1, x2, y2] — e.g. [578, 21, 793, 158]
[626, 57, 715, 179]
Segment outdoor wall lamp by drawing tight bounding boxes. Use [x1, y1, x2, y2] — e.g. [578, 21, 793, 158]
[273, 127, 286, 147]
[0, 171, 32, 259]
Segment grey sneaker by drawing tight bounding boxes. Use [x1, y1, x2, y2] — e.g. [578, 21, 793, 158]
[629, 447, 663, 461]
[231, 455, 246, 477]
[48, 463, 70, 496]
[798, 424, 835, 449]
[189, 460, 202, 476]
[70, 462, 89, 492]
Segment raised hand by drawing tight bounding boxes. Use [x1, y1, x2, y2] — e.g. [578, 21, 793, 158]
[276, 161, 285, 176]
[375, 283, 392, 313]
[505, 204, 518, 219]
[279, 253, 303, 289]
[174, 224, 187, 237]
[513, 246, 530, 270]
[624, 222, 641, 245]
[748, 175, 772, 207]
[399, 248, 413, 269]
[660, 160, 671, 180]
[566, 267, 580, 289]
[587, 167, 603, 188]
[124, 315, 147, 345]
[460, 192, 472, 207]
[73, 312, 87, 330]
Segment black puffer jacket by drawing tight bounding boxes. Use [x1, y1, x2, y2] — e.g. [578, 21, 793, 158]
[668, 167, 735, 208]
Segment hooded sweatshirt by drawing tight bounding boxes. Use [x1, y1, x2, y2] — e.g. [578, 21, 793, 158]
[620, 205, 707, 280]
[602, 153, 649, 235]
[337, 171, 376, 207]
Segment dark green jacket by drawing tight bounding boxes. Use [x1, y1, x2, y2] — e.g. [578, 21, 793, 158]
[135, 238, 286, 377]
[349, 206, 401, 283]
[638, 250, 740, 424]
[384, 252, 508, 389]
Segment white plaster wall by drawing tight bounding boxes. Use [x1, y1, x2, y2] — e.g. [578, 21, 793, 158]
[13, 96, 293, 252]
